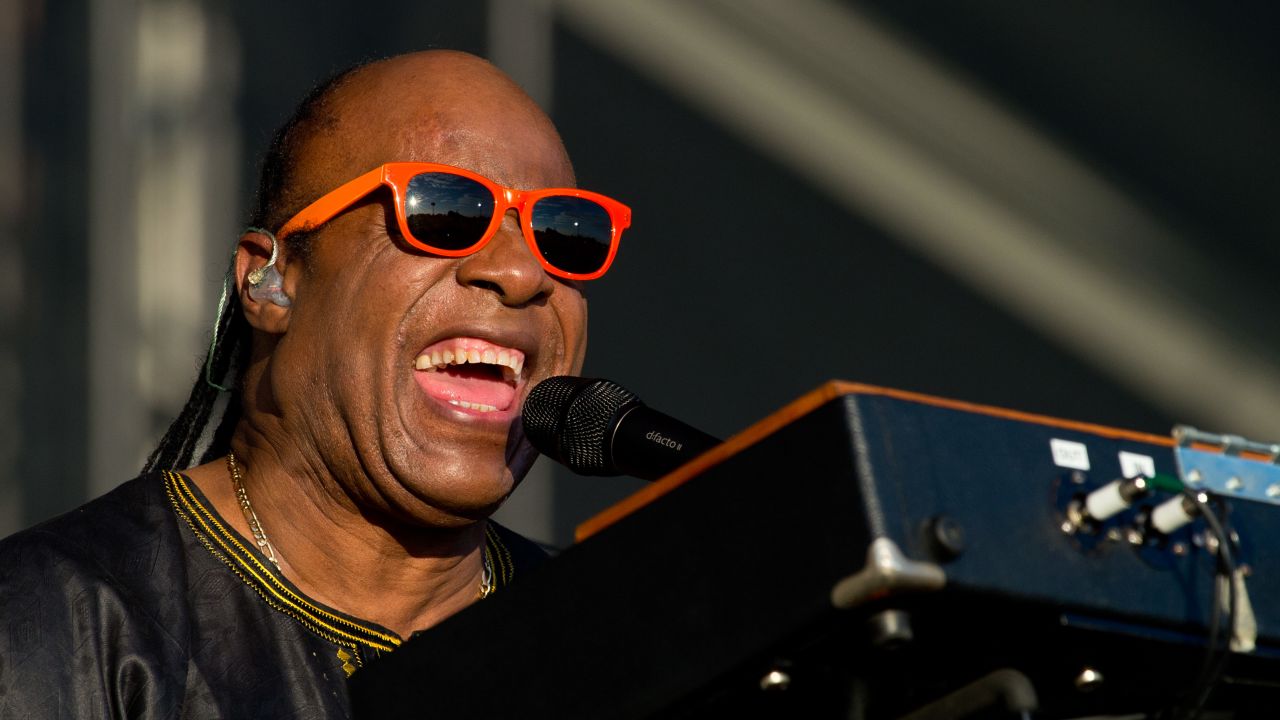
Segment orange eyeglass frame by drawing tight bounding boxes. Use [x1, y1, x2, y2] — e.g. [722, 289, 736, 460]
[276, 162, 632, 281]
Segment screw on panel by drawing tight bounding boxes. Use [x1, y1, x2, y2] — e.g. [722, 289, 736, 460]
[1126, 528, 1144, 545]
[1186, 469, 1202, 485]
[1226, 476, 1244, 492]
[1065, 500, 1086, 529]
[867, 609, 913, 649]
[1172, 543, 1188, 556]
[1071, 470, 1087, 485]
[1267, 484, 1280, 498]
[1075, 667, 1104, 692]
[1106, 528, 1122, 542]
[927, 515, 966, 560]
[760, 669, 791, 692]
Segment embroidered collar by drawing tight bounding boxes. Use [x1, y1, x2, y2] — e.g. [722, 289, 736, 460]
[162, 471, 514, 670]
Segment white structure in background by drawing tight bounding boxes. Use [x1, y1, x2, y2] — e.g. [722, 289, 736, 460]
[0, 1, 23, 537]
[89, 0, 240, 498]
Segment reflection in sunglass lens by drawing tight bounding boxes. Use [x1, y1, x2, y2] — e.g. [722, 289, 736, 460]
[530, 196, 612, 275]
[405, 173, 495, 250]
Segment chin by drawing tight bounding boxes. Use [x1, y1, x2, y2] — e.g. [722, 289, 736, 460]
[383, 454, 519, 526]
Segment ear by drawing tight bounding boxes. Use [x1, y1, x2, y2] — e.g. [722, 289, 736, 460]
[236, 230, 295, 334]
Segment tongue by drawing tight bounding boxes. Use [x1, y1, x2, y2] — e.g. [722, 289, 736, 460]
[415, 366, 517, 410]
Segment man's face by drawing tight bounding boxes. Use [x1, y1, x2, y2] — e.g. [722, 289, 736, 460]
[266, 54, 588, 527]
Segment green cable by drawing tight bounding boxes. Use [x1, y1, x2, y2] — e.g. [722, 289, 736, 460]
[203, 250, 237, 392]
[1149, 472, 1184, 493]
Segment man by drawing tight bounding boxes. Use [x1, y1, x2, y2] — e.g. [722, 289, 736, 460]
[0, 50, 629, 717]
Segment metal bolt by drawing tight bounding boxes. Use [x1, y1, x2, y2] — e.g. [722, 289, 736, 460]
[1187, 469, 1202, 485]
[1126, 528, 1144, 545]
[1075, 667, 1104, 691]
[760, 669, 791, 692]
[1205, 534, 1220, 555]
[1226, 477, 1244, 492]
[1267, 484, 1280, 498]
[1106, 528, 1123, 542]
[1071, 471, 1087, 485]
[928, 515, 966, 560]
[867, 609, 913, 648]
[1172, 543, 1188, 556]
[1066, 501, 1087, 529]
[1061, 520, 1077, 535]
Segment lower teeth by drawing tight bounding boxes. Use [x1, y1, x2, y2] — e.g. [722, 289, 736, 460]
[449, 400, 498, 412]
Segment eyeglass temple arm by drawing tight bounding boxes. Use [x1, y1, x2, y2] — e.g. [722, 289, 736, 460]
[276, 166, 387, 240]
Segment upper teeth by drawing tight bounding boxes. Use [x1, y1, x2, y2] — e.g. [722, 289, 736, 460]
[414, 346, 524, 379]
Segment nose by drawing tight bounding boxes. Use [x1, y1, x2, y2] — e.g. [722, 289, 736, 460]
[455, 210, 555, 305]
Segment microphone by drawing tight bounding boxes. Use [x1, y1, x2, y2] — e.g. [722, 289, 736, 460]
[521, 376, 722, 481]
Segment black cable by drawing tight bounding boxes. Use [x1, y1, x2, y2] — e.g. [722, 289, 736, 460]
[1172, 491, 1237, 720]
[141, 295, 248, 475]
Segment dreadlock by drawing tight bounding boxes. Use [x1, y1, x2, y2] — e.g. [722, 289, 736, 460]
[141, 59, 376, 475]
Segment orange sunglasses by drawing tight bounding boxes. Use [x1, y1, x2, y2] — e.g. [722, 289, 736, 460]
[276, 162, 631, 281]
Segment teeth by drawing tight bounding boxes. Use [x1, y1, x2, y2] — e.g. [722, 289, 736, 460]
[448, 399, 498, 412]
[414, 344, 525, 379]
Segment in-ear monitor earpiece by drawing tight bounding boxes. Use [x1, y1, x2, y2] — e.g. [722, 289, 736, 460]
[245, 227, 292, 308]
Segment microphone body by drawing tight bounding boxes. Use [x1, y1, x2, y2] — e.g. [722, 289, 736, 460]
[609, 404, 721, 480]
[522, 376, 722, 481]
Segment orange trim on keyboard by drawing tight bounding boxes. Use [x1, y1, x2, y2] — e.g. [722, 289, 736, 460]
[575, 381, 1174, 541]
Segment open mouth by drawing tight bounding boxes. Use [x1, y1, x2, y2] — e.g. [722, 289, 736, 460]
[413, 337, 526, 414]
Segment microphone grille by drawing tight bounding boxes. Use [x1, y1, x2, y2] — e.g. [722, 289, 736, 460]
[560, 379, 637, 474]
[522, 376, 639, 475]
[521, 376, 581, 457]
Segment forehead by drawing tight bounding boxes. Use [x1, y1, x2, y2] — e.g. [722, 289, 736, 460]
[392, 116, 573, 190]
[306, 54, 575, 193]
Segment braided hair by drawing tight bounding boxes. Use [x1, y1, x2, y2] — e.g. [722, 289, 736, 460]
[140, 61, 373, 475]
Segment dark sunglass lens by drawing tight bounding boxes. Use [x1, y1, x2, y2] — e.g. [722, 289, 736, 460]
[530, 196, 612, 274]
[405, 173, 495, 250]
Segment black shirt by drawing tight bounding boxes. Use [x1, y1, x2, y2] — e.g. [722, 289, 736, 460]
[0, 471, 546, 719]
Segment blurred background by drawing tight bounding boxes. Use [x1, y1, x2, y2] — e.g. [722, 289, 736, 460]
[4, 0, 1278, 547]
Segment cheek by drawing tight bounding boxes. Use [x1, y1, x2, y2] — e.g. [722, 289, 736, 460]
[280, 272, 396, 405]
[561, 294, 589, 374]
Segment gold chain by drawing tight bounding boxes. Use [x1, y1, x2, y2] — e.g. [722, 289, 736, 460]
[227, 451, 283, 574]
[479, 545, 495, 598]
[224, 451, 495, 598]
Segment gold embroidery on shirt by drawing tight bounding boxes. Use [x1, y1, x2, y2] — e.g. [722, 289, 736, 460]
[164, 471, 517, 668]
[336, 648, 358, 678]
[164, 471, 400, 654]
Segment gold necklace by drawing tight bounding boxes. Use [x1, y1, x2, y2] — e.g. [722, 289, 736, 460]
[227, 451, 283, 573]
[225, 451, 495, 598]
[479, 549, 495, 598]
